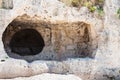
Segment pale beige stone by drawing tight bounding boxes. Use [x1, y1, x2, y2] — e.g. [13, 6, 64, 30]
[0, 0, 119, 80]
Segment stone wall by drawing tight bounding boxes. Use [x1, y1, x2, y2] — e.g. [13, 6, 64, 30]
[0, 0, 120, 80]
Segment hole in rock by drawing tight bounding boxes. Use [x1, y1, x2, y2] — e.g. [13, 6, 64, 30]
[9, 29, 45, 56]
[2, 14, 98, 61]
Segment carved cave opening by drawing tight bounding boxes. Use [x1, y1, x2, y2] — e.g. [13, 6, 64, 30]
[2, 20, 45, 59]
[2, 15, 98, 61]
[9, 29, 45, 56]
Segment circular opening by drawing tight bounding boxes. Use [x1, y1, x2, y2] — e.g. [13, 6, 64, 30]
[9, 29, 45, 56]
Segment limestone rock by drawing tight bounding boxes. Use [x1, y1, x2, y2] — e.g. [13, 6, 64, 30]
[0, 73, 82, 80]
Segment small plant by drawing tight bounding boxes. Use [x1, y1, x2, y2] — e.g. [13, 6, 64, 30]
[97, 7, 104, 16]
[84, 1, 92, 8]
[59, 0, 104, 13]
[83, 1, 96, 13]
[117, 8, 120, 19]
[89, 6, 97, 12]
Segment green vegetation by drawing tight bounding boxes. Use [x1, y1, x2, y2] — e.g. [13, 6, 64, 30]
[84, 1, 92, 8]
[59, 0, 104, 13]
[97, 7, 104, 16]
[117, 8, 120, 19]
[89, 6, 97, 12]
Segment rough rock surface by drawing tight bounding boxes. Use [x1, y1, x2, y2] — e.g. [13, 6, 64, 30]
[0, 73, 82, 80]
[0, 0, 120, 80]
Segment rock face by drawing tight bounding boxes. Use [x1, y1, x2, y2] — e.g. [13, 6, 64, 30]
[0, 73, 82, 80]
[0, 0, 13, 9]
[0, 0, 120, 80]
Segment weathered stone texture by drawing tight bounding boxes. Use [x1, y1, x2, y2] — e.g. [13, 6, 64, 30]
[0, 0, 13, 9]
[1, 14, 97, 61]
[0, 0, 120, 80]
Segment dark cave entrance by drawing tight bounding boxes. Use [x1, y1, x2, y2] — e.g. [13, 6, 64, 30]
[9, 29, 45, 56]
[2, 14, 98, 61]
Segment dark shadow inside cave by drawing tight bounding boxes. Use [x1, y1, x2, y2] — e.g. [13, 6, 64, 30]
[9, 29, 45, 56]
